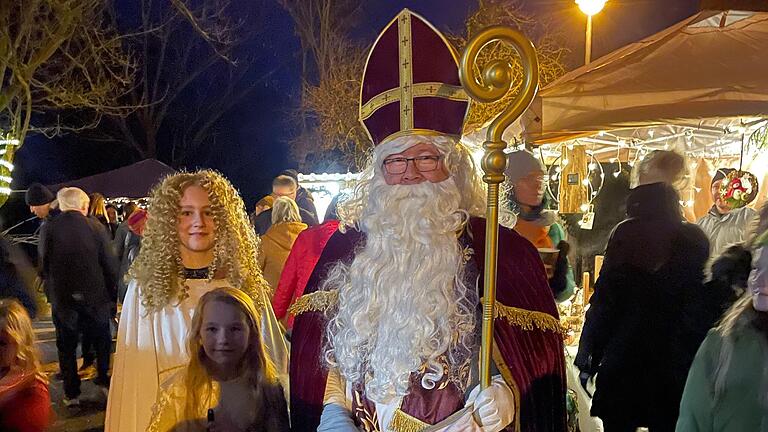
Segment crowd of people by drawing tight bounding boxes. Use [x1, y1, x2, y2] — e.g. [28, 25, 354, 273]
[0, 8, 766, 432]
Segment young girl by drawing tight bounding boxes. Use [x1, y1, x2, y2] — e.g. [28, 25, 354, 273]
[148, 287, 289, 432]
[0, 299, 52, 432]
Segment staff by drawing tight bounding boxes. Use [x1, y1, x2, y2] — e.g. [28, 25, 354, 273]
[459, 26, 539, 389]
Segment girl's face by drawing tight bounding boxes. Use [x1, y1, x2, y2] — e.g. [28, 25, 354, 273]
[200, 300, 251, 373]
[0, 330, 18, 369]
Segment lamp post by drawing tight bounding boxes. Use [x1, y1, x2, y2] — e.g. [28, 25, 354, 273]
[576, 0, 607, 64]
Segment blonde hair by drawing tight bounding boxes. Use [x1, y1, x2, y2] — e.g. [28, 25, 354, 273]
[183, 287, 277, 419]
[0, 299, 46, 382]
[88, 192, 109, 222]
[630, 150, 688, 190]
[129, 170, 269, 311]
[336, 134, 487, 229]
[271, 196, 301, 225]
[57, 187, 90, 212]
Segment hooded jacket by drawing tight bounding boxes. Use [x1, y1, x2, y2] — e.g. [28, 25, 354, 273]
[258, 222, 308, 292]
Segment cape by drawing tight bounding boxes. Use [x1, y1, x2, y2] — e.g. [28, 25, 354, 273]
[287, 217, 567, 432]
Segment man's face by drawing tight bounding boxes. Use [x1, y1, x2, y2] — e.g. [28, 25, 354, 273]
[513, 171, 547, 207]
[29, 204, 50, 219]
[177, 185, 216, 255]
[381, 142, 450, 186]
[272, 185, 297, 201]
[711, 179, 731, 214]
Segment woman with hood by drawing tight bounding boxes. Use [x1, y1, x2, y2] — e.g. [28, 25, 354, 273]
[258, 197, 307, 294]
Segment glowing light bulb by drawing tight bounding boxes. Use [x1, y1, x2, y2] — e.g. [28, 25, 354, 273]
[582, 179, 590, 186]
[589, 163, 597, 170]
[562, 158, 570, 166]
[580, 203, 590, 212]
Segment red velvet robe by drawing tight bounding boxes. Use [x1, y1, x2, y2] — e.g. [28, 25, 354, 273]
[285, 217, 566, 431]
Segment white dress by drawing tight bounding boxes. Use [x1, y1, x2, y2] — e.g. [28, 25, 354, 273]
[104, 278, 289, 432]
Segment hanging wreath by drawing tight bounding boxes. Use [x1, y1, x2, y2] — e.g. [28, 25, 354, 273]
[719, 170, 759, 209]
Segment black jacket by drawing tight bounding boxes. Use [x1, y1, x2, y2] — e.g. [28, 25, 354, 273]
[575, 182, 710, 426]
[40, 211, 119, 308]
[295, 187, 318, 221]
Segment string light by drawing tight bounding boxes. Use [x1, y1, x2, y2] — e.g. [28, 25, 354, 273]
[0, 160, 13, 171]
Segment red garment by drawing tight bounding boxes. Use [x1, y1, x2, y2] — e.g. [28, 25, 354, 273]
[0, 376, 52, 432]
[272, 220, 340, 328]
[289, 218, 567, 432]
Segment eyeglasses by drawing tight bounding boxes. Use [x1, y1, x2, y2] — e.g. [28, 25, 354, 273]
[382, 155, 441, 175]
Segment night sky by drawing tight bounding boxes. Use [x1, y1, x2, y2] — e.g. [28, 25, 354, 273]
[5, 0, 701, 226]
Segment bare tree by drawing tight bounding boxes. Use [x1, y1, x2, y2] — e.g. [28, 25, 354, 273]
[280, 0, 371, 171]
[0, 0, 134, 205]
[96, 0, 272, 165]
[451, 0, 568, 133]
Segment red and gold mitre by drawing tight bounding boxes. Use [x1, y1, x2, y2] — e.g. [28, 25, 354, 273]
[359, 9, 469, 146]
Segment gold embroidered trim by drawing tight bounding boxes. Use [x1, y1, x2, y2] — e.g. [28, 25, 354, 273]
[287, 290, 339, 316]
[398, 11, 414, 131]
[389, 408, 430, 432]
[492, 341, 522, 432]
[494, 301, 566, 335]
[360, 83, 468, 120]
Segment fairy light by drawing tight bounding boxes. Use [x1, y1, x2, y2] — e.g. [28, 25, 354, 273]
[0, 160, 13, 171]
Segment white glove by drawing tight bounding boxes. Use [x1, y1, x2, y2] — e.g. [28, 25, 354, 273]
[441, 409, 483, 432]
[465, 376, 515, 432]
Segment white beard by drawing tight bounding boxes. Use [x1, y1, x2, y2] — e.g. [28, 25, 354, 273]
[324, 177, 478, 403]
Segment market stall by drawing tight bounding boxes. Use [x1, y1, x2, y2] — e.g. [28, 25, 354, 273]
[480, 9, 768, 431]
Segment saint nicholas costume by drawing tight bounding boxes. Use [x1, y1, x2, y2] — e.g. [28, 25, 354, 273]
[286, 10, 567, 432]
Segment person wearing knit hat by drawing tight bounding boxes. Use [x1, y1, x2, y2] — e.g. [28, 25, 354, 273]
[504, 149, 575, 302]
[696, 167, 758, 260]
[25, 183, 56, 220]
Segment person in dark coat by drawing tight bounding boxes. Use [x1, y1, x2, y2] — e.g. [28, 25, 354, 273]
[575, 175, 710, 431]
[254, 175, 318, 236]
[40, 187, 119, 406]
[279, 169, 318, 220]
[0, 235, 38, 318]
[113, 202, 139, 302]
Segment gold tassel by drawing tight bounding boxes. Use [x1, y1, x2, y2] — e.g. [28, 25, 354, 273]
[287, 290, 339, 316]
[494, 301, 566, 335]
[389, 409, 430, 432]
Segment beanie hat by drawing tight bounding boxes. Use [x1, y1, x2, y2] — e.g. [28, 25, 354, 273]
[505, 150, 546, 184]
[712, 168, 736, 185]
[279, 169, 300, 183]
[25, 183, 55, 206]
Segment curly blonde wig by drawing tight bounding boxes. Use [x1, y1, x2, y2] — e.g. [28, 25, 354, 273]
[130, 170, 269, 311]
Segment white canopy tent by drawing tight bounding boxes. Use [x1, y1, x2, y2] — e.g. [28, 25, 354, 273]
[513, 9, 768, 146]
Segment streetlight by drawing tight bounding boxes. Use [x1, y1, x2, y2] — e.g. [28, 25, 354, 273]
[576, 0, 607, 65]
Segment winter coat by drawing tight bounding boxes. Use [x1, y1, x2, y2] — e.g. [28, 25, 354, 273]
[272, 220, 340, 329]
[296, 187, 318, 222]
[39, 211, 119, 308]
[258, 222, 307, 292]
[0, 237, 38, 318]
[676, 324, 768, 432]
[575, 182, 710, 427]
[697, 205, 758, 260]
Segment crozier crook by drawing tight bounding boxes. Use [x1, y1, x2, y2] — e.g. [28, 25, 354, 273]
[459, 26, 539, 389]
